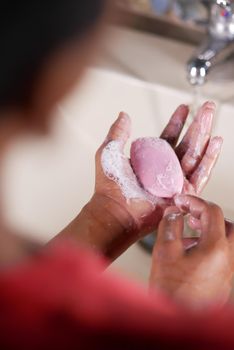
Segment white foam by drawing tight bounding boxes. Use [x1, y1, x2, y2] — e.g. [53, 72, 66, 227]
[101, 140, 159, 205]
[133, 137, 166, 151]
[166, 213, 181, 221]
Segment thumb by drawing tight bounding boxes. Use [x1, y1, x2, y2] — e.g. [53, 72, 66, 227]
[95, 112, 131, 187]
[103, 112, 131, 151]
[174, 195, 225, 250]
[154, 207, 184, 261]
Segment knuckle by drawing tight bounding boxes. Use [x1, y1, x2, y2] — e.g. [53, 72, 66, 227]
[209, 203, 223, 218]
[202, 237, 227, 255]
[205, 241, 228, 258]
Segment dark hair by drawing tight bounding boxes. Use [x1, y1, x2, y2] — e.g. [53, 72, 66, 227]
[0, 1, 106, 108]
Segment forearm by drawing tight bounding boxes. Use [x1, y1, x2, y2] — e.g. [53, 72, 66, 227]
[53, 194, 140, 262]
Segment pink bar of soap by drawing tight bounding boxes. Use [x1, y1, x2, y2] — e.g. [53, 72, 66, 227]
[130, 138, 184, 198]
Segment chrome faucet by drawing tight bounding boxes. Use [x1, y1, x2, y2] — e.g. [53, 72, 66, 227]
[187, 0, 234, 85]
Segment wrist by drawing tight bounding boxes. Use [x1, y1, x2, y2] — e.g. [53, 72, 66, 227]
[57, 193, 138, 262]
[84, 193, 138, 259]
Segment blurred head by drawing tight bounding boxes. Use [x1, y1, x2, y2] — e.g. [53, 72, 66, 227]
[0, 0, 107, 135]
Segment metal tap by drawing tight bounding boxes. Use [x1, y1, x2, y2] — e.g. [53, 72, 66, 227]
[187, 0, 234, 85]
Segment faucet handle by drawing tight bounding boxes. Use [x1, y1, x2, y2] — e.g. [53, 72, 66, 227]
[216, 0, 231, 9]
[209, 0, 234, 38]
[213, 0, 232, 15]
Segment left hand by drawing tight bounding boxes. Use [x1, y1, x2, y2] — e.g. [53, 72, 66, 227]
[58, 102, 222, 261]
[94, 102, 222, 239]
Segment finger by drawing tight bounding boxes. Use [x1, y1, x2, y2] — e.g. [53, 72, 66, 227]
[176, 101, 215, 159]
[175, 195, 225, 249]
[106, 112, 131, 148]
[156, 206, 184, 260]
[183, 238, 199, 251]
[225, 219, 234, 266]
[160, 104, 189, 147]
[225, 219, 234, 241]
[176, 101, 215, 175]
[180, 102, 215, 175]
[95, 112, 131, 179]
[187, 215, 201, 232]
[189, 137, 223, 194]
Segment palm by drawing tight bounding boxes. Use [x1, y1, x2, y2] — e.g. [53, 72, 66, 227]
[95, 102, 222, 236]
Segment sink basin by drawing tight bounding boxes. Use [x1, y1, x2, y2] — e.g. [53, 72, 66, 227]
[2, 28, 234, 285]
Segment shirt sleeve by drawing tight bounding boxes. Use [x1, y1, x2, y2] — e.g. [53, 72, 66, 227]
[0, 240, 234, 350]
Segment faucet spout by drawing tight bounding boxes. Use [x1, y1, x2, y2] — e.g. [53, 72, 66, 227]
[187, 58, 209, 86]
[187, 35, 234, 85]
[187, 0, 234, 85]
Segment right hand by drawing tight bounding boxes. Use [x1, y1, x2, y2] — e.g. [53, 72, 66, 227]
[150, 195, 234, 310]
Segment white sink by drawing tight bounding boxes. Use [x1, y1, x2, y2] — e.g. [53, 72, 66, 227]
[2, 28, 234, 284]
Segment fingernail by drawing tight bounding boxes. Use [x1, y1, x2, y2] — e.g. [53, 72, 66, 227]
[174, 195, 190, 209]
[118, 112, 129, 124]
[203, 101, 216, 109]
[163, 206, 181, 220]
[207, 137, 223, 156]
[179, 104, 189, 110]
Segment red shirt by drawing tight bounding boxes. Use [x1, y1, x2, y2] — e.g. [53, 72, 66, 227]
[0, 241, 234, 349]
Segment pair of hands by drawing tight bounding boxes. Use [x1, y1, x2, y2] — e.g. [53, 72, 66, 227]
[94, 101, 222, 251]
[151, 196, 234, 309]
[61, 101, 234, 308]
[93, 101, 234, 308]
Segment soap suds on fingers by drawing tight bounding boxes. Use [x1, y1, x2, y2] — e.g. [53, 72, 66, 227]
[166, 213, 181, 221]
[101, 140, 159, 205]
